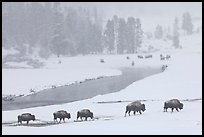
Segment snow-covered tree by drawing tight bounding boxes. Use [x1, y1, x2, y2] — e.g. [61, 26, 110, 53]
[154, 25, 163, 39]
[135, 18, 143, 53]
[113, 15, 119, 54]
[117, 18, 127, 54]
[104, 19, 115, 53]
[126, 17, 136, 53]
[50, 2, 66, 57]
[182, 12, 193, 35]
[172, 17, 181, 48]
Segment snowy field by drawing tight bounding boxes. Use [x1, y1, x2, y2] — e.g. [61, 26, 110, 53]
[2, 32, 202, 135]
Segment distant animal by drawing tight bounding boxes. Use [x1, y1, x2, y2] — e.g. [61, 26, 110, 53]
[160, 54, 165, 60]
[160, 54, 171, 60]
[18, 113, 35, 125]
[77, 109, 93, 121]
[166, 55, 171, 60]
[162, 65, 168, 72]
[100, 59, 105, 63]
[125, 101, 146, 116]
[137, 55, 144, 59]
[131, 61, 135, 66]
[164, 99, 183, 112]
[126, 56, 130, 60]
[145, 55, 153, 58]
[53, 110, 71, 123]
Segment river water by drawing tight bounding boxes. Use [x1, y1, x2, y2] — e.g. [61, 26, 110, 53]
[2, 67, 162, 111]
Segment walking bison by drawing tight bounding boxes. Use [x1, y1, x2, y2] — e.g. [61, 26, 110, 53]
[164, 99, 183, 112]
[53, 110, 71, 123]
[77, 109, 93, 121]
[17, 113, 35, 125]
[125, 101, 146, 116]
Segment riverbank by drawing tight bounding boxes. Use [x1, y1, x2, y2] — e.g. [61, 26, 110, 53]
[2, 67, 161, 111]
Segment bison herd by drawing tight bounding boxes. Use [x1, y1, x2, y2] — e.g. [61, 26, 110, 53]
[17, 99, 183, 125]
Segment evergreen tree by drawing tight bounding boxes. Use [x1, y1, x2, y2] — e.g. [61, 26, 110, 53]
[113, 15, 119, 54]
[182, 12, 193, 35]
[50, 2, 66, 57]
[135, 18, 143, 53]
[154, 24, 163, 39]
[117, 18, 127, 54]
[104, 19, 115, 53]
[126, 17, 136, 53]
[172, 17, 180, 48]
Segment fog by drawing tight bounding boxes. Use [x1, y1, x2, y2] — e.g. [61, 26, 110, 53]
[62, 2, 202, 19]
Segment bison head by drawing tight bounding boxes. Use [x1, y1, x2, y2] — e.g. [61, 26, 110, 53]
[31, 115, 36, 121]
[141, 104, 146, 112]
[90, 112, 93, 119]
[179, 103, 184, 110]
[65, 113, 71, 119]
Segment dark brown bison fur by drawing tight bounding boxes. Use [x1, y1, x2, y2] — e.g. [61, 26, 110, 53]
[77, 109, 93, 121]
[164, 99, 183, 112]
[18, 113, 35, 125]
[125, 101, 146, 116]
[53, 110, 71, 123]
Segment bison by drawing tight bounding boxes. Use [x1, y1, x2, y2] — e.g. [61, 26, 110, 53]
[131, 61, 135, 66]
[145, 55, 153, 58]
[164, 99, 183, 112]
[125, 101, 146, 117]
[17, 113, 35, 125]
[77, 109, 93, 121]
[100, 59, 105, 63]
[53, 110, 71, 123]
[162, 65, 168, 72]
[137, 55, 144, 59]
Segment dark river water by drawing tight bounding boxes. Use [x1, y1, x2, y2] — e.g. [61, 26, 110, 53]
[2, 67, 162, 111]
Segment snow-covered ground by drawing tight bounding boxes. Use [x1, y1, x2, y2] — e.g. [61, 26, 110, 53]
[2, 32, 202, 134]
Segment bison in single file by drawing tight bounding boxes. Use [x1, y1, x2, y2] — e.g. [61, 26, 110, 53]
[53, 110, 71, 123]
[18, 113, 35, 125]
[77, 109, 93, 121]
[125, 101, 146, 116]
[164, 99, 183, 112]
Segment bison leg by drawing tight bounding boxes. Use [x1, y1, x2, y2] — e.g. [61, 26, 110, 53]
[176, 108, 179, 112]
[128, 111, 131, 116]
[63, 118, 65, 122]
[59, 118, 62, 123]
[124, 112, 127, 117]
[27, 121, 29, 124]
[18, 120, 22, 125]
[85, 117, 87, 121]
[171, 108, 174, 112]
[133, 111, 136, 115]
[139, 111, 142, 114]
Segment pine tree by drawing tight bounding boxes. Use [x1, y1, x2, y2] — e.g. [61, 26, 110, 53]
[113, 15, 119, 54]
[117, 18, 127, 54]
[135, 18, 143, 53]
[50, 2, 66, 57]
[126, 17, 136, 53]
[172, 17, 181, 48]
[182, 12, 193, 35]
[104, 19, 115, 53]
[154, 25, 163, 39]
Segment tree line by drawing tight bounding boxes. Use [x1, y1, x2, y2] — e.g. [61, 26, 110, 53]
[2, 2, 195, 58]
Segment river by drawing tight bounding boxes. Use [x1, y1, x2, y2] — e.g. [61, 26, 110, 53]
[2, 67, 162, 111]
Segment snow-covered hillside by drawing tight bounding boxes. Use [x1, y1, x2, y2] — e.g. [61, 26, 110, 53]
[2, 32, 202, 134]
